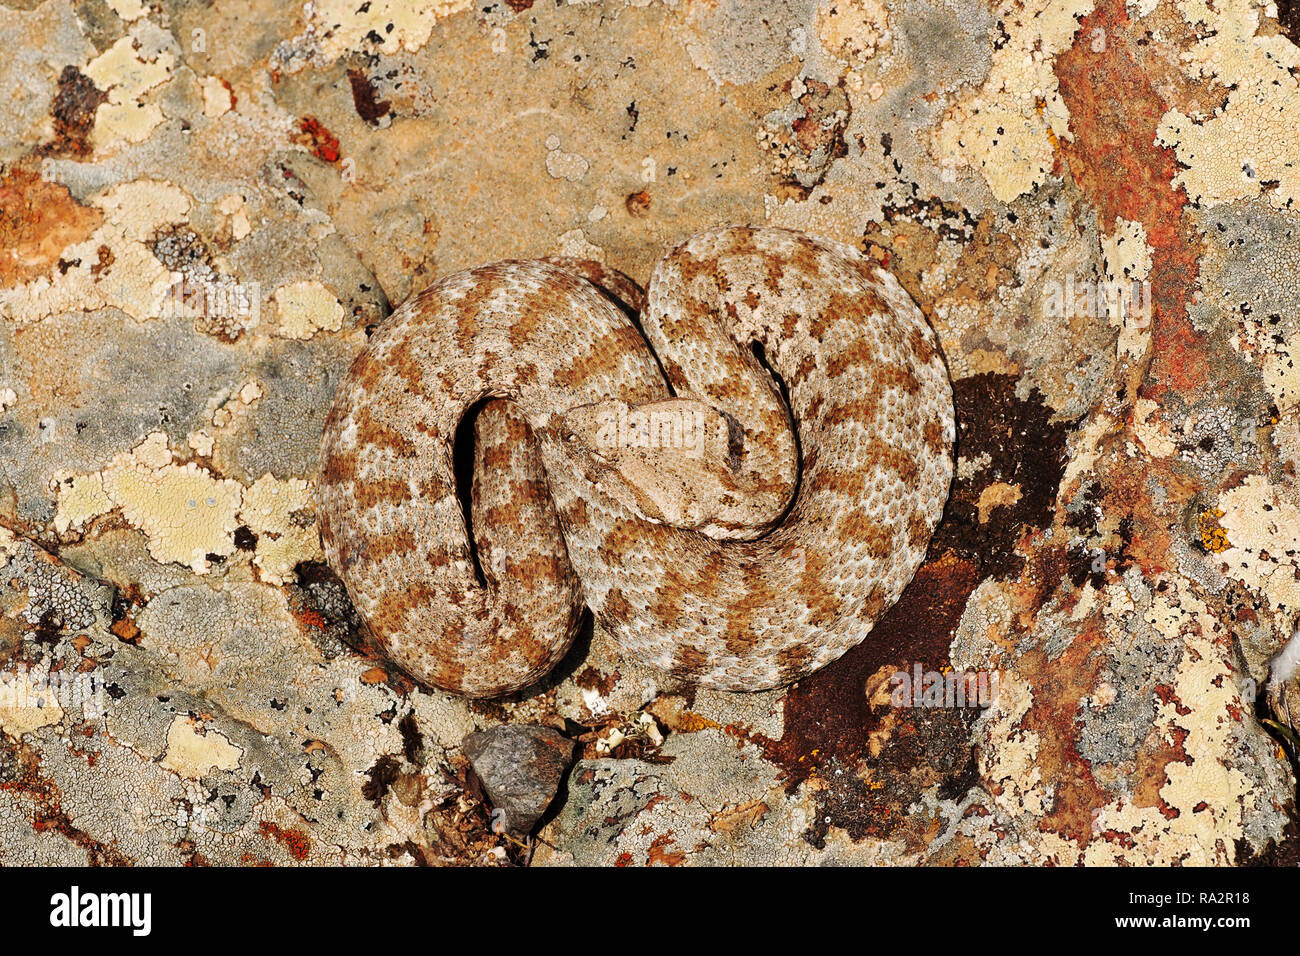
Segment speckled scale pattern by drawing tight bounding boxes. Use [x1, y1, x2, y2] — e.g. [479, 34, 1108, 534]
[317, 227, 955, 697]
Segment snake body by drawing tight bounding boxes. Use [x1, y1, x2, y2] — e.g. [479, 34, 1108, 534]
[317, 227, 954, 697]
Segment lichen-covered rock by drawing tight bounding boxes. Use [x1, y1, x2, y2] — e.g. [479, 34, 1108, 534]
[0, 0, 1297, 866]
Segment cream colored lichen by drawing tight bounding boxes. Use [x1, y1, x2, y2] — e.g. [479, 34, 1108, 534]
[105, 0, 147, 21]
[83, 34, 175, 149]
[216, 193, 251, 241]
[199, 75, 233, 118]
[1216, 474, 1300, 612]
[975, 671, 1048, 816]
[1155, 0, 1300, 210]
[1061, 411, 1118, 492]
[1133, 398, 1176, 458]
[93, 179, 190, 240]
[188, 429, 216, 458]
[556, 229, 605, 262]
[544, 136, 591, 182]
[1263, 342, 1300, 416]
[54, 432, 243, 574]
[0, 179, 190, 326]
[52, 430, 322, 581]
[272, 280, 344, 339]
[239, 474, 321, 586]
[1083, 582, 1256, 864]
[209, 381, 264, 432]
[932, 0, 1094, 203]
[160, 716, 243, 778]
[298, 0, 472, 61]
[0, 671, 65, 736]
[1101, 218, 1152, 281]
[51, 472, 114, 535]
[817, 0, 889, 67]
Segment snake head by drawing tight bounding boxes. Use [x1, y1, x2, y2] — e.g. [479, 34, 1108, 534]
[559, 397, 776, 537]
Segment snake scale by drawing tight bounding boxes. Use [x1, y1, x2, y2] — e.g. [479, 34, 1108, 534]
[317, 226, 954, 697]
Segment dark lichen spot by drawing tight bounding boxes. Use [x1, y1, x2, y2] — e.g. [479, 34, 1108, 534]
[42, 66, 107, 158]
[398, 712, 423, 764]
[347, 68, 391, 123]
[361, 754, 402, 806]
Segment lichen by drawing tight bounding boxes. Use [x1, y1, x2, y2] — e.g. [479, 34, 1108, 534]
[1155, 0, 1300, 210]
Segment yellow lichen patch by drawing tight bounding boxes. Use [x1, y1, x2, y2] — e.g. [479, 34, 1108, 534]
[931, 0, 1094, 202]
[159, 716, 243, 778]
[1155, 0, 1300, 209]
[239, 474, 321, 586]
[1216, 475, 1300, 611]
[300, 0, 472, 61]
[83, 35, 175, 150]
[976, 481, 1022, 523]
[272, 280, 344, 339]
[0, 179, 190, 326]
[817, 0, 889, 67]
[1198, 507, 1230, 553]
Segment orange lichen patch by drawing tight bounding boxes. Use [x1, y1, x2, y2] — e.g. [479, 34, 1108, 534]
[708, 799, 768, 834]
[258, 820, 311, 861]
[0, 168, 104, 288]
[109, 616, 141, 644]
[1198, 507, 1230, 553]
[646, 831, 685, 866]
[1054, 0, 1207, 396]
[644, 696, 720, 733]
[1014, 635, 1111, 846]
[359, 667, 388, 684]
[976, 481, 1023, 524]
[294, 116, 341, 164]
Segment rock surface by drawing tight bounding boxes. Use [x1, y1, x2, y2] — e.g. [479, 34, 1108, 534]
[462, 725, 577, 835]
[1, 0, 1298, 865]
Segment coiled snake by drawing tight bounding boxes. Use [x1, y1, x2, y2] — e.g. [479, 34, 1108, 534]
[317, 227, 954, 697]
